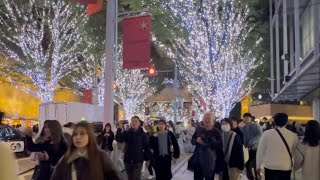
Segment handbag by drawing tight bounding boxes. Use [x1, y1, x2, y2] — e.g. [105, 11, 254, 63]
[187, 154, 197, 172]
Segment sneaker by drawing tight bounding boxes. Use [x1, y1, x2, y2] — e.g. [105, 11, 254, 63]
[147, 175, 155, 179]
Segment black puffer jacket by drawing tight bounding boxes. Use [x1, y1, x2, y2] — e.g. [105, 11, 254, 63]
[115, 127, 150, 163]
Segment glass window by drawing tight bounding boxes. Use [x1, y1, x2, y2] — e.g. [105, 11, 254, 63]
[301, 3, 315, 58]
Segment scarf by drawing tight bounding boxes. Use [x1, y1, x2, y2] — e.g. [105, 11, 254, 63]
[158, 132, 168, 156]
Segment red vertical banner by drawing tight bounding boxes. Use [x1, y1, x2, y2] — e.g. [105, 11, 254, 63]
[122, 15, 151, 69]
[82, 89, 93, 104]
[87, 0, 103, 16]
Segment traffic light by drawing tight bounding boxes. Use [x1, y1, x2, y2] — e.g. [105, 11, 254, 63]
[140, 66, 158, 77]
[148, 66, 157, 75]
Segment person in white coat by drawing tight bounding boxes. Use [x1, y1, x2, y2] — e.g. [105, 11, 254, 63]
[0, 142, 18, 180]
[175, 122, 186, 155]
[256, 113, 298, 180]
[294, 120, 320, 180]
[185, 122, 196, 153]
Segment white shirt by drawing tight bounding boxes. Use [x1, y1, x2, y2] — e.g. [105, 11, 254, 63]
[256, 127, 298, 171]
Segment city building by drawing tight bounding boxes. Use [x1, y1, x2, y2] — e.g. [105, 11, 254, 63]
[269, 0, 320, 120]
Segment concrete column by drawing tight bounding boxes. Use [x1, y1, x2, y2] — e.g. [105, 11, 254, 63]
[313, 96, 320, 121]
[270, 0, 275, 97]
[294, 0, 301, 72]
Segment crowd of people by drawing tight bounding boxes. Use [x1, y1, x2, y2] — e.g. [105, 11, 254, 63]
[0, 112, 319, 180]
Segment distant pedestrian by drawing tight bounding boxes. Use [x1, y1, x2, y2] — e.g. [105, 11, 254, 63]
[294, 120, 320, 180]
[185, 122, 196, 153]
[145, 125, 156, 180]
[116, 116, 150, 180]
[256, 113, 298, 180]
[99, 123, 114, 157]
[51, 122, 121, 180]
[241, 113, 262, 180]
[150, 119, 180, 180]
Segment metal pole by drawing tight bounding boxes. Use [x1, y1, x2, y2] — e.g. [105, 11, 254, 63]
[173, 61, 178, 123]
[103, 0, 117, 128]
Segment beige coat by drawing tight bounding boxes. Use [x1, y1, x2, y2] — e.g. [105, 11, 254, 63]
[294, 142, 320, 180]
[0, 142, 18, 180]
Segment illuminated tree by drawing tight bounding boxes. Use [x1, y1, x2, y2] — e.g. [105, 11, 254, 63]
[163, 0, 260, 118]
[0, 0, 89, 102]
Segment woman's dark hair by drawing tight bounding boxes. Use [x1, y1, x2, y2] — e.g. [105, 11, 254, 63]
[103, 123, 113, 134]
[157, 119, 167, 131]
[65, 122, 104, 180]
[36, 120, 50, 143]
[37, 120, 64, 145]
[46, 120, 64, 145]
[146, 125, 154, 135]
[303, 120, 320, 147]
[273, 113, 288, 127]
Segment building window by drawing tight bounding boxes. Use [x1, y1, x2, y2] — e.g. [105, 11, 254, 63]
[301, 3, 314, 58]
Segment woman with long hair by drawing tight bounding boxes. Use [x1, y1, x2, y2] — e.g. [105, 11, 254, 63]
[99, 123, 115, 156]
[25, 120, 68, 180]
[51, 121, 121, 180]
[294, 120, 320, 180]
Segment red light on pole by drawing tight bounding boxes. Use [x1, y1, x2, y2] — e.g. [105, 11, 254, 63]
[147, 66, 157, 76]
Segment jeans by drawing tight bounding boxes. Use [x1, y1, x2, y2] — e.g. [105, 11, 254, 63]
[125, 163, 143, 180]
[264, 168, 291, 180]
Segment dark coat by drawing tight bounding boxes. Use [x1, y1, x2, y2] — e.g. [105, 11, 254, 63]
[25, 136, 67, 180]
[50, 149, 121, 180]
[224, 133, 245, 170]
[115, 127, 150, 164]
[233, 127, 244, 144]
[149, 130, 180, 159]
[99, 131, 115, 151]
[191, 127, 224, 178]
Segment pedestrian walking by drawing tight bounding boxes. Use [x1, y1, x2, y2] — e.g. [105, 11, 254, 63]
[150, 119, 180, 180]
[221, 118, 244, 180]
[25, 120, 68, 180]
[112, 122, 125, 172]
[256, 113, 298, 180]
[293, 120, 320, 180]
[145, 125, 156, 179]
[229, 117, 244, 144]
[99, 123, 114, 157]
[185, 122, 196, 153]
[241, 113, 262, 180]
[189, 112, 224, 180]
[51, 121, 121, 180]
[175, 122, 186, 155]
[115, 116, 151, 180]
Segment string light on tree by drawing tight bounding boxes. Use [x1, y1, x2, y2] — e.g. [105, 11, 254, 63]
[116, 46, 155, 119]
[0, 0, 90, 102]
[163, 0, 261, 118]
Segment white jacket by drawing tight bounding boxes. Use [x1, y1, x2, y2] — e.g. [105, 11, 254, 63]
[256, 127, 298, 171]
